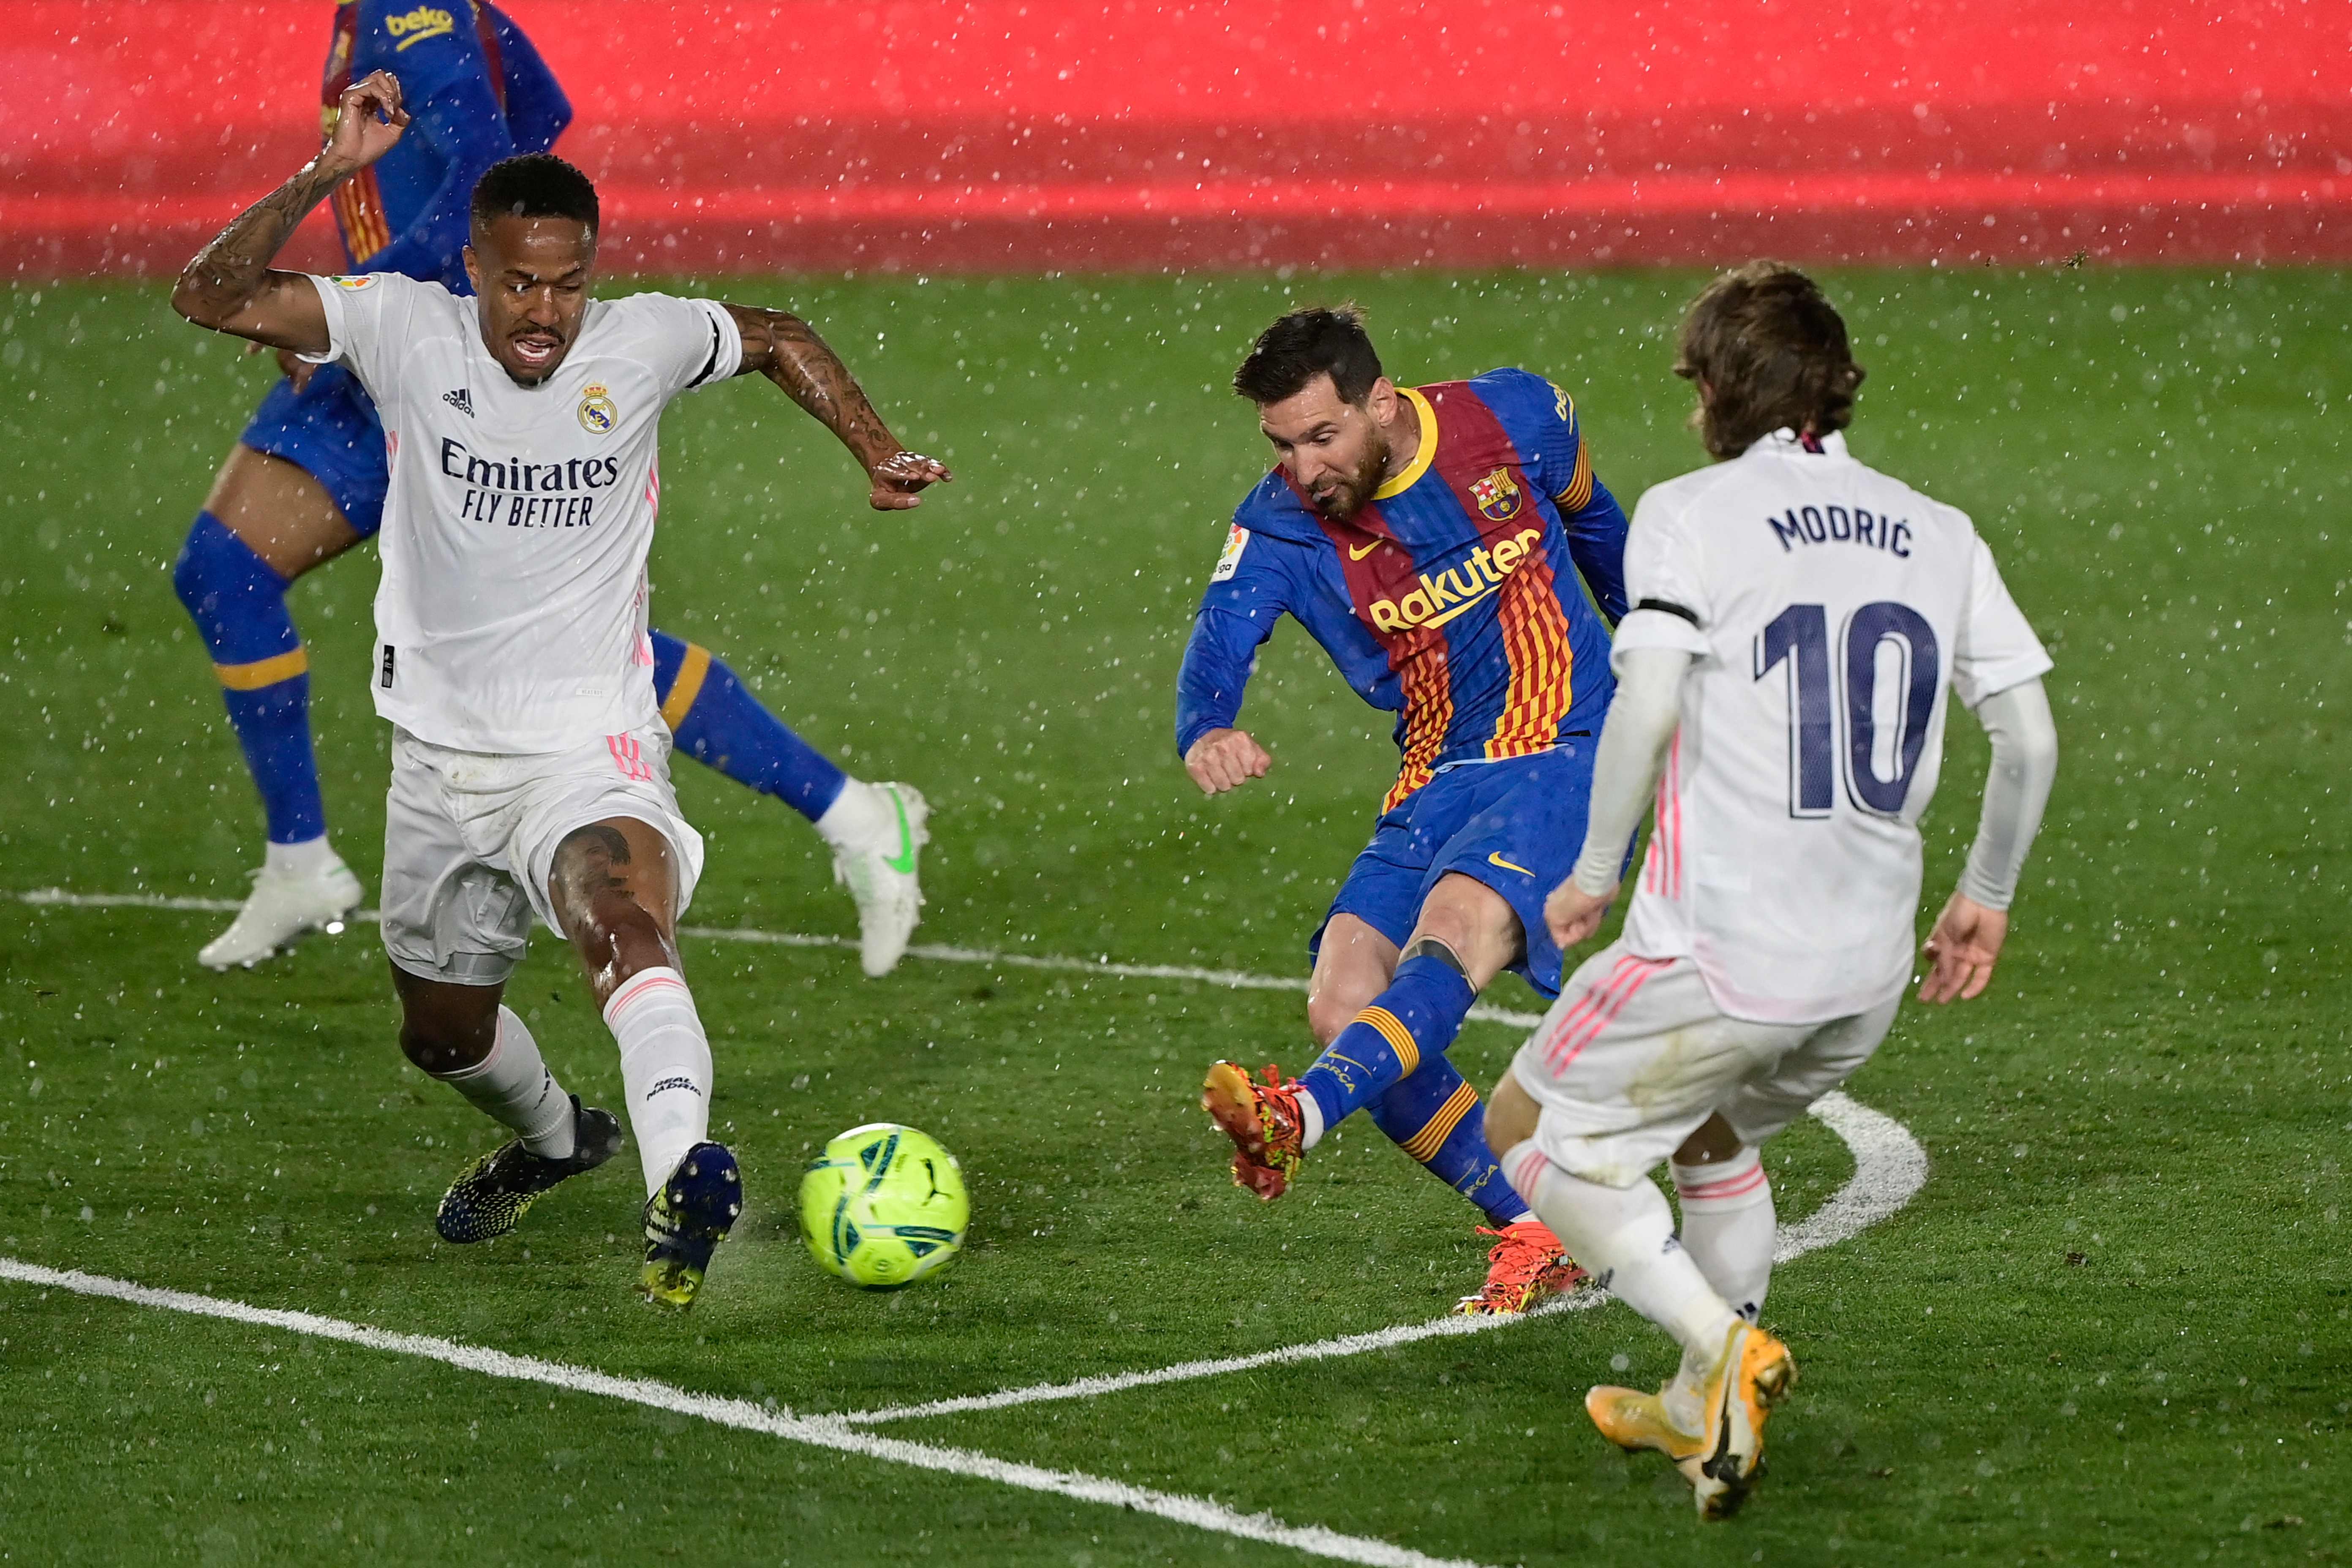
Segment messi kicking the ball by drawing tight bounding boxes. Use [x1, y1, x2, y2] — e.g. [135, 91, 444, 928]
[1180, 307, 1631, 1313]
[172, 73, 951, 1307]
[172, 0, 929, 977]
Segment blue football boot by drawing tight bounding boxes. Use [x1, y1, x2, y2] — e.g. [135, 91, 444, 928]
[639, 1141, 743, 1309]
[435, 1096, 624, 1244]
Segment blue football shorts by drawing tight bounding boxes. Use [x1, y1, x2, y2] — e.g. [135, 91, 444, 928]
[1311, 743, 1600, 1000]
[237, 362, 392, 537]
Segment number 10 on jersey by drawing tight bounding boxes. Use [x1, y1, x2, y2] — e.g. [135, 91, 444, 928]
[1755, 602, 1940, 819]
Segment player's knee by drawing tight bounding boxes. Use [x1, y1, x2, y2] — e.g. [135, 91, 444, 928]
[1412, 877, 1518, 979]
[1672, 1112, 1745, 1167]
[1305, 991, 1353, 1047]
[174, 512, 283, 624]
[1307, 977, 1388, 1045]
[172, 517, 232, 617]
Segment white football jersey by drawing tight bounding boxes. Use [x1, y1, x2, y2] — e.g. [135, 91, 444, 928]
[306, 272, 742, 754]
[1612, 429, 2052, 1024]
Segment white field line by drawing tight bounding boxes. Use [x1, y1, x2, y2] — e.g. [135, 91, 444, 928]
[834, 1089, 1922, 1426]
[0, 1255, 1493, 1568]
[7, 887, 1544, 1028]
[4, 885, 1926, 1560]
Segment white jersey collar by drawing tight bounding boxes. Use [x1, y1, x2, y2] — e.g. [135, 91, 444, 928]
[1745, 427, 1852, 459]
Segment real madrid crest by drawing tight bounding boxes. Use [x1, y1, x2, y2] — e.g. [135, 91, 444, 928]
[577, 383, 618, 435]
[1470, 466, 1522, 522]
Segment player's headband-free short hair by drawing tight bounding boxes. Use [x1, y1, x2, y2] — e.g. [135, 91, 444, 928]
[1674, 262, 1866, 460]
[1233, 305, 1384, 407]
[469, 153, 600, 239]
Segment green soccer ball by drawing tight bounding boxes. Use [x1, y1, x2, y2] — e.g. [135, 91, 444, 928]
[798, 1122, 969, 1290]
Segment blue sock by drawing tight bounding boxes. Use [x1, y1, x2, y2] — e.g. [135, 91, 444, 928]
[1298, 953, 1479, 1132]
[1368, 1058, 1534, 1226]
[650, 631, 846, 821]
[173, 512, 325, 846]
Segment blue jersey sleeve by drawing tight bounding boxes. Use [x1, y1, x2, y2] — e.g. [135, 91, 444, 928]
[1174, 524, 1298, 758]
[486, 4, 572, 154]
[360, 75, 517, 289]
[1563, 479, 1630, 624]
[1476, 367, 1631, 623]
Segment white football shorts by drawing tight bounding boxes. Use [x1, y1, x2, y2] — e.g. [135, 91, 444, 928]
[380, 722, 705, 986]
[1508, 942, 1900, 1188]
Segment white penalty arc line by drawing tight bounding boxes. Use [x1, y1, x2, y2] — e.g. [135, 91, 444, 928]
[0, 1095, 1922, 1568]
[4, 886, 1928, 1561]
[0, 1256, 1488, 1568]
[7, 887, 1544, 1029]
[832, 1090, 1926, 1426]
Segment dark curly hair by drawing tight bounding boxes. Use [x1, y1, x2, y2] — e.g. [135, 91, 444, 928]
[469, 152, 599, 240]
[1674, 263, 1865, 459]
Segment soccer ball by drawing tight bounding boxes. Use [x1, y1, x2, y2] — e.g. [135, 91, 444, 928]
[798, 1122, 969, 1290]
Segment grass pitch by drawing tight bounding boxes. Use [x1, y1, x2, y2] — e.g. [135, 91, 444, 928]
[1, 266, 2347, 1564]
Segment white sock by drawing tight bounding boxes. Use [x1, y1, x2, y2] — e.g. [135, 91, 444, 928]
[605, 967, 713, 1195]
[1672, 1145, 1775, 1323]
[1501, 1140, 1738, 1360]
[264, 835, 336, 879]
[433, 1006, 575, 1159]
[814, 777, 887, 847]
[1296, 1090, 1326, 1150]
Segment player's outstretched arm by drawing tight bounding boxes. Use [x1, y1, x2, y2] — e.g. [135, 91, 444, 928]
[1545, 643, 1693, 948]
[1918, 676, 2058, 1003]
[723, 305, 952, 511]
[171, 71, 410, 352]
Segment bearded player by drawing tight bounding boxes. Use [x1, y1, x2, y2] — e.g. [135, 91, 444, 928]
[172, 0, 928, 977]
[171, 74, 951, 1307]
[1485, 264, 2058, 1516]
[1179, 306, 1630, 1314]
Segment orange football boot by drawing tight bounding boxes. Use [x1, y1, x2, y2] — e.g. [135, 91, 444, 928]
[1453, 1220, 1587, 1315]
[1584, 1383, 1706, 1463]
[1681, 1321, 1797, 1520]
[1200, 1061, 1306, 1200]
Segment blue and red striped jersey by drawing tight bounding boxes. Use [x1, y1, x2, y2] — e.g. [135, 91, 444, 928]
[1176, 368, 1629, 810]
[320, 0, 572, 292]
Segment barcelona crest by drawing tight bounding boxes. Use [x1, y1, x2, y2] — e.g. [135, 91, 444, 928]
[1470, 467, 1522, 522]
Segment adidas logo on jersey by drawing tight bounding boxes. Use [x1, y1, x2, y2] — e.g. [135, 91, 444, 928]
[442, 388, 474, 417]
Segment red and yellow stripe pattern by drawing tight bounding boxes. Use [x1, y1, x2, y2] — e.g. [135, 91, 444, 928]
[1484, 541, 1575, 760]
[329, 171, 394, 264]
[1383, 637, 1454, 811]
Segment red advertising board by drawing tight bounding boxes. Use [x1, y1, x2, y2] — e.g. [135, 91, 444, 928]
[5, 1, 2344, 273]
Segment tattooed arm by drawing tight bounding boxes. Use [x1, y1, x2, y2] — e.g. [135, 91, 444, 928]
[722, 303, 953, 512]
[171, 71, 411, 351]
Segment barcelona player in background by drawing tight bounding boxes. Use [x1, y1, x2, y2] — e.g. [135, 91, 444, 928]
[1179, 306, 1629, 1313]
[171, 0, 929, 975]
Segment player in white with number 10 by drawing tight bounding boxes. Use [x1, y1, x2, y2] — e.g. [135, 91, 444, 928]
[1482, 263, 2061, 1518]
[170, 71, 950, 1310]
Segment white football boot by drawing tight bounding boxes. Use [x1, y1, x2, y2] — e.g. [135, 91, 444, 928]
[827, 781, 928, 977]
[198, 853, 366, 970]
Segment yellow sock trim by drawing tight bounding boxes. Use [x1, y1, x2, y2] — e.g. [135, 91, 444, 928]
[213, 647, 309, 691]
[658, 641, 713, 732]
[1401, 1081, 1481, 1163]
[1356, 1005, 1421, 1078]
